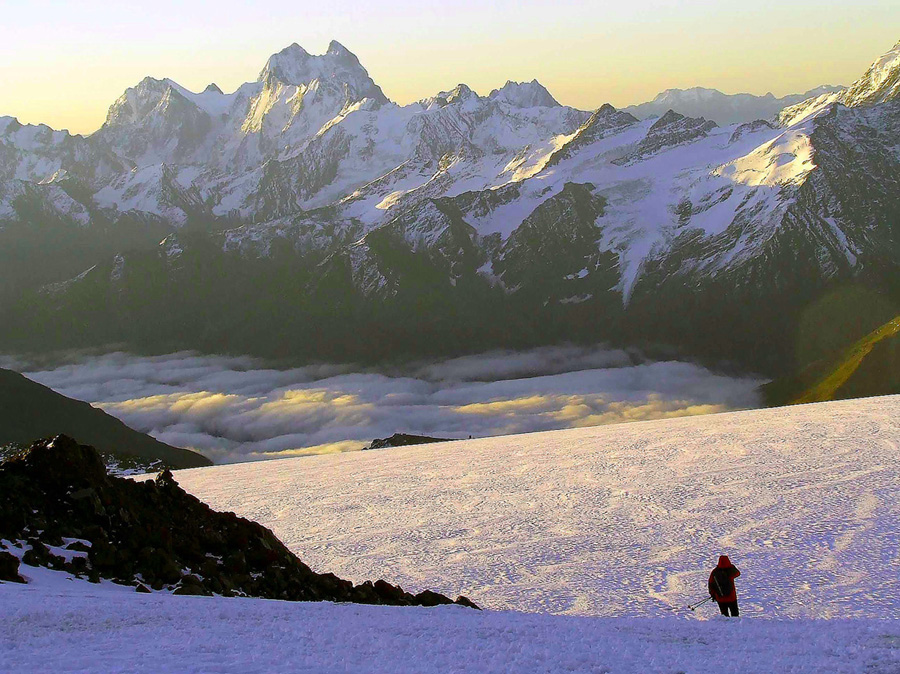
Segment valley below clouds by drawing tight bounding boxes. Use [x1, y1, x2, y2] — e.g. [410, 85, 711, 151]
[6, 347, 764, 463]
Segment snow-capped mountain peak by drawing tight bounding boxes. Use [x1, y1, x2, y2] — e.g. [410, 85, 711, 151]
[102, 76, 176, 127]
[422, 83, 480, 109]
[654, 87, 722, 103]
[257, 41, 388, 105]
[257, 42, 310, 82]
[780, 40, 900, 125]
[841, 39, 900, 107]
[325, 39, 357, 62]
[488, 80, 560, 108]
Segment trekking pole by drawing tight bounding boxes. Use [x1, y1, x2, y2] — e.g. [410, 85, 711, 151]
[688, 596, 712, 611]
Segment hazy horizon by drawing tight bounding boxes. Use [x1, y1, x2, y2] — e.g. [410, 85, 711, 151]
[2, 0, 898, 134]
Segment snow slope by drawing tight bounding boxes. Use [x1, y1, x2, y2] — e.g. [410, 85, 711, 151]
[2, 395, 899, 673]
[172, 395, 900, 619]
[2, 581, 898, 674]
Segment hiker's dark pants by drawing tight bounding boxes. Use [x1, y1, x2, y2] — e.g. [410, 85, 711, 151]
[718, 600, 739, 617]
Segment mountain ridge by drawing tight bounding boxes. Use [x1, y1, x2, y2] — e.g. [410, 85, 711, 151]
[0, 368, 210, 469]
[2, 39, 900, 380]
[623, 85, 844, 125]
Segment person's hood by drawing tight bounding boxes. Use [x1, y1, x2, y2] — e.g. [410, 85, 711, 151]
[717, 555, 732, 568]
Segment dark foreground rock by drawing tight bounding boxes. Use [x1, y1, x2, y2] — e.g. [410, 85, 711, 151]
[367, 433, 452, 450]
[0, 435, 478, 608]
[0, 551, 24, 583]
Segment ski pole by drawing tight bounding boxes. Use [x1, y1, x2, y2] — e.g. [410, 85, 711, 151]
[688, 596, 712, 611]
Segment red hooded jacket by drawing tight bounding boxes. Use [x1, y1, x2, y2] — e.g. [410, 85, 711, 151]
[708, 555, 740, 603]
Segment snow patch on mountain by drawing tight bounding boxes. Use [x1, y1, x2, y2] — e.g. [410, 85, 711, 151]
[714, 123, 817, 187]
[780, 41, 900, 126]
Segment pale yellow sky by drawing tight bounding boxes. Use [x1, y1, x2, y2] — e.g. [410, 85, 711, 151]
[1, 0, 897, 135]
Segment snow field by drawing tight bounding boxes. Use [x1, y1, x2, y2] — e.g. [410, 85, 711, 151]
[2, 395, 900, 673]
[172, 395, 900, 619]
[1, 581, 899, 674]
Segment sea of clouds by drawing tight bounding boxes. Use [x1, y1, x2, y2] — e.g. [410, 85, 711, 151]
[4, 347, 765, 463]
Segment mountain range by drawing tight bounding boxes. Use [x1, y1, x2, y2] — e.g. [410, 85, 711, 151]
[2, 39, 899, 378]
[622, 85, 844, 126]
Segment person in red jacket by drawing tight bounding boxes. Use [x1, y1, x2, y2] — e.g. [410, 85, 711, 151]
[708, 555, 741, 616]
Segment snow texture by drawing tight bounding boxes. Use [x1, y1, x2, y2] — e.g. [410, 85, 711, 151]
[169, 396, 900, 619]
[2, 395, 899, 672]
[1, 583, 898, 674]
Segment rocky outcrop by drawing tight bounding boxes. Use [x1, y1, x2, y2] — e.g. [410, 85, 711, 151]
[613, 109, 717, 165]
[367, 433, 451, 450]
[0, 551, 24, 583]
[729, 119, 776, 143]
[547, 104, 638, 166]
[0, 435, 478, 608]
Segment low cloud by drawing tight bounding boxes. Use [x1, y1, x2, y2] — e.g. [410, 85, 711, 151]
[12, 348, 765, 464]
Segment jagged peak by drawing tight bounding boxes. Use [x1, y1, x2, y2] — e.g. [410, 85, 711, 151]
[582, 103, 638, 132]
[645, 108, 716, 136]
[0, 116, 21, 134]
[257, 41, 388, 104]
[203, 83, 223, 95]
[651, 109, 686, 128]
[326, 40, 356, 62]
[423, 83, 480, 109]
[841, 38, 900, 106]
[448, 83, 477, 99]
[779, 40, 899, 127]
[585, 103, 638, 127]
[488, 79, 560, 108]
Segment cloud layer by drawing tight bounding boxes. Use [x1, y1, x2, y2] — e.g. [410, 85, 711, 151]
[12, 347, 764, 464]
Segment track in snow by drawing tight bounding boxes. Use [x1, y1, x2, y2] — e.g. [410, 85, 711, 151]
[172, 395, 900, 619]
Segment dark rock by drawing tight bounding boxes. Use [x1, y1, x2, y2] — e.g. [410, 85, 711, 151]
[454, 595, 481, 609]
[68, 556, 88, 574]
[22, 540, 51, 567]
[200, 557, 220, 578]
[65, 540, 91, 553]
[414, 590, 455, 607]
[173, 583, 210, 596]
[135, 583, 151, 593]
[0, 435, 478, 610]
[0, 551, 24, 583]
[374, 579, 409, 604]
[0, 368, 210, 470]
[612, 109, 717, 165]
[173, 574, 211, 596]
[366, 433, 450, 450]
[352, 580, 381, 604]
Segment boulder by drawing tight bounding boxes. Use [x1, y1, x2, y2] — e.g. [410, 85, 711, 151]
[414, 590, 455, 607]
[0, 551, 24, 583]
